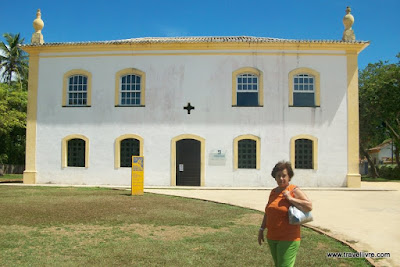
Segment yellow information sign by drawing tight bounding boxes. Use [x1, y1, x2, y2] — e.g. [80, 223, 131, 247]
[131, 156, 144, 195]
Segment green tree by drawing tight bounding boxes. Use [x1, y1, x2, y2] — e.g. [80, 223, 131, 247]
[0, 83, 27, 164]
[359, 53, 400, 177]
[0, 33, 28, 90]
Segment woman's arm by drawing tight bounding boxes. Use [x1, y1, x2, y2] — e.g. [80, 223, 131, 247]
[283, 188, 313, 212]
[258, 213, 267, 245]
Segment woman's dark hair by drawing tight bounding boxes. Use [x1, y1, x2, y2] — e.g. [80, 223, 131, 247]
[271, 161, 294, 180]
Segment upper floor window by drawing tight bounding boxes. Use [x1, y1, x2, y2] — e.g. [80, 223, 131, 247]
[115, 68, 146, 107]
[237, 74, 258, 106]
[120, 75, 141, 106]
[289, 68, 320, 107]
[68, 75, 88, 106]
[232, 67, 263, 107]
[62, 69, 92, 107]
[293, 74, 315, 107]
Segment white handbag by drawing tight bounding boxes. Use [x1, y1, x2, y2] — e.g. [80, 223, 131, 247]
[288, 205, 313, 225]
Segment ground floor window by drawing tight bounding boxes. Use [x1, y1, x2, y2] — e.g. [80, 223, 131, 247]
[67, 138, 86, 167]
[114, 134, 144, 168]
[120, 138, 140, 167]
[238, 139, 257, 169]
[290, 135, 318, 170]
[295, 138, 313, 169]
[233, 135, 260, 170]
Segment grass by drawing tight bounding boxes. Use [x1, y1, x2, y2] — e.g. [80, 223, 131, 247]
[361, 176, 400, 182]
[0, 186, 371, 266]
[0, 173, 23, 182]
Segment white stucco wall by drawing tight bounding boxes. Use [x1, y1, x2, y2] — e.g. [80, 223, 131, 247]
[379, 145, 395, 161]
[34, 50, 348, 187]
[370, 143, 396, 164]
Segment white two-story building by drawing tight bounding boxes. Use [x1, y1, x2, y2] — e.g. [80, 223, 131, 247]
[22, 9, 368, 187]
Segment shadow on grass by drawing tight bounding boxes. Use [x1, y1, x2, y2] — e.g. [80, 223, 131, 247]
[362, 176, 400, 182]
[0, 180, 23, 183]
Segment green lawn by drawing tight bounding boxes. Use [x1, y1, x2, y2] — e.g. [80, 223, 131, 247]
[0, 186, 371, 266]
[0, 174, 23, 182]
[361, 176, 400, 182]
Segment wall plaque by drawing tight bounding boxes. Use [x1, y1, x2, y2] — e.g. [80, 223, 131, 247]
[209, 150, 227, 166]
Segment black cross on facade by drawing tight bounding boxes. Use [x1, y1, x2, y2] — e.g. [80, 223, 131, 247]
[183, 102, 195, 114]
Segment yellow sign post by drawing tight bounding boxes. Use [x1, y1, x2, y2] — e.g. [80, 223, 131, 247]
[131, 156, 144, 195]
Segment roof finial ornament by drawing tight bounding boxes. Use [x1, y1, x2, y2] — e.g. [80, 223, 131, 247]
[342, 6, 355, 41]
[31, 9, 44, 44]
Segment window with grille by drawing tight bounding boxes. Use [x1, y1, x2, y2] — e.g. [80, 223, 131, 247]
[238, 139, 257, 169]
[120, 138, 140, 167]
[237, 73, 258, 106]
[293, 74, 315, 106]
[67, 138, 85, 167]
[295, 139, 313, 169]
[67, 75, 88, 106]
[120, 74, 141, 106]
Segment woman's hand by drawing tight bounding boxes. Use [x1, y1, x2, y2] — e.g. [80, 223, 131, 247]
[283, 188, 313, 212]
[283, 191, 292, 201]
[258, 214, 267, 245]
[258, 228, 265, 245]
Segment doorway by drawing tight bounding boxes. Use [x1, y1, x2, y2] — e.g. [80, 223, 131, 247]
[176, 139, 201, 186]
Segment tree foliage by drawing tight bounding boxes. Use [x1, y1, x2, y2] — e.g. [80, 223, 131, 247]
[0, 83, 27, 164]
[359, 53, 400, 176]
[0, 33, 28, 90]
[0, 32, 28, 166]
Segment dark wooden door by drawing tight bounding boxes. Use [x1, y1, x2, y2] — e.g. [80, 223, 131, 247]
[176, 139, 200, 186]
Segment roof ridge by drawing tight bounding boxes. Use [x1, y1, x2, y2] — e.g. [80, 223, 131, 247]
[21, 35, 370, 47]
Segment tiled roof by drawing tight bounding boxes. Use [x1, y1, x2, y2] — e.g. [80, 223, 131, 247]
[368, 139, 393, 153]
[22, 36, 369, 47]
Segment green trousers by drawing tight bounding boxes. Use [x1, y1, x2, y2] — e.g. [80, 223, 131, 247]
[267, 239, 300, 267]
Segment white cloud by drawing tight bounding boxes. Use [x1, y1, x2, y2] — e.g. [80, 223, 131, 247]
[0, 49, 5, 83]
[0, 47, 17, 83]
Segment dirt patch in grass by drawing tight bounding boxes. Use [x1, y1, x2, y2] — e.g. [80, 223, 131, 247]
[316, 241, 330, 250]
[0, 187, 249, 229]
[43, 225, 110, 236]
[233, 213, 263, 226]
[0, 225, 33, 234]
[1, 223, 229, 243]
[121, 224, 229, 241]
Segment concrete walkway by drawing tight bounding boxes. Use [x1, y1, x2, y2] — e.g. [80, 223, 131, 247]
[145, 182, 400, 267]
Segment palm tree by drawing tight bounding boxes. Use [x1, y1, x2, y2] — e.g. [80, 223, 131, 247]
[0, 33, 28, 89]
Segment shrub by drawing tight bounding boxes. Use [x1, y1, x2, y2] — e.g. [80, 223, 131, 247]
[378, 165, 400, 180]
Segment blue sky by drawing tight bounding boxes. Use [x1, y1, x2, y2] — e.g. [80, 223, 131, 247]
[1, 0, 399, 69]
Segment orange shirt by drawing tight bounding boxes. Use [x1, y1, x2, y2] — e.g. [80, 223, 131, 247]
[265, 184, 300, 241]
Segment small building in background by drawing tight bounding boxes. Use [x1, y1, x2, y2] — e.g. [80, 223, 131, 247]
[368, 139, 396, 165]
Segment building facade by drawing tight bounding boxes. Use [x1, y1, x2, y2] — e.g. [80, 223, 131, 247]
[22, 10, 369, 187]
[368, 140, 396, 165]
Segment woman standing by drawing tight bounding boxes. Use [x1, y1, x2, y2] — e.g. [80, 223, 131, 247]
[258, 161, 312, 267]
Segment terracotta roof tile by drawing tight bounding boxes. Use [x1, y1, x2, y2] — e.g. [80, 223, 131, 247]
[22, 36, 369, 47]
